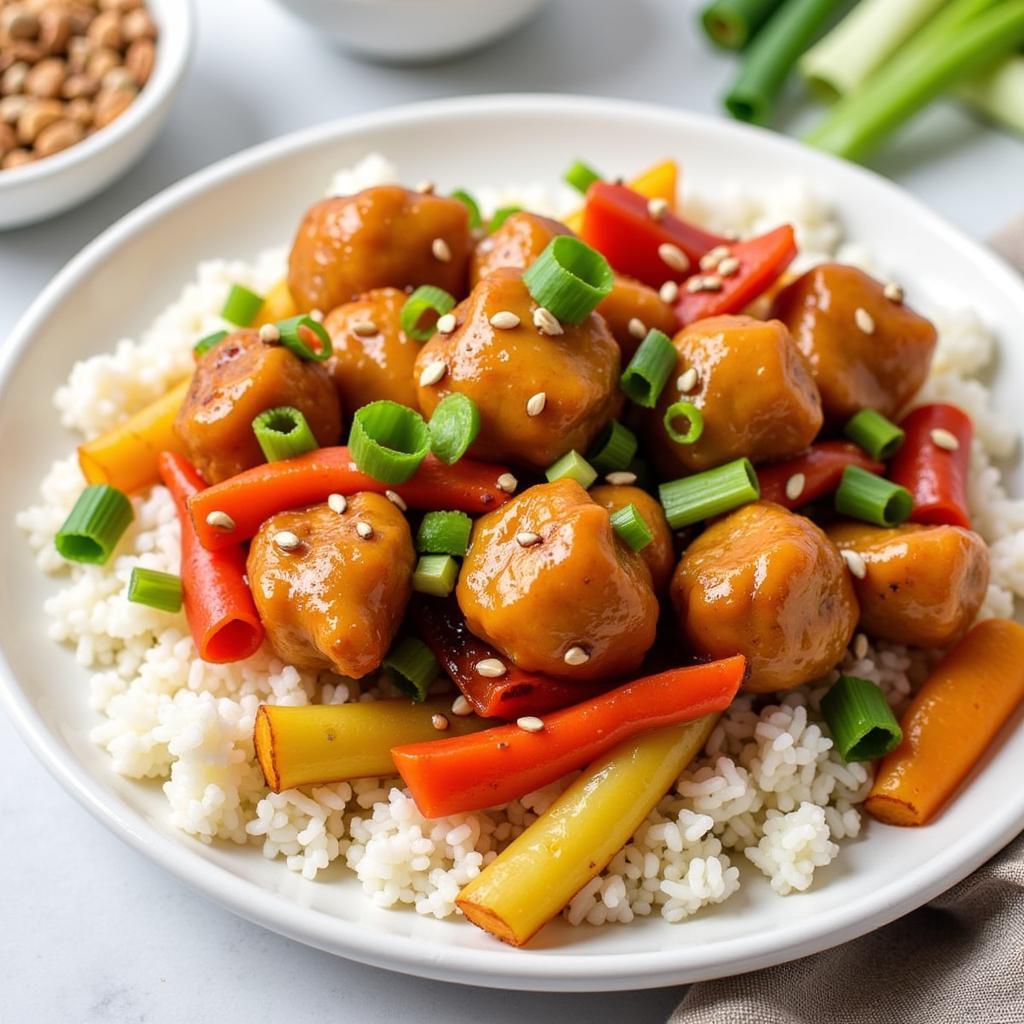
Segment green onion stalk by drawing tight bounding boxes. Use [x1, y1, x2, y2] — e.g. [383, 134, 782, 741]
[700, 0, 786, 50]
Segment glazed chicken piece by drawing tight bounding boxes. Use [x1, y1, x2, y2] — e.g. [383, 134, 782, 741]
[247, 495, 415, 678]
[827, 522, 989, 648]
[671, 501, 859, 692]
[323, 287, 421, 412]
[771, 263, 937, 423]
[588, 483, 675, 592]
[174, 328, 341, 484]
[457, 480, 659, 682]
[415, 268, 622, 471]
[646, 315, 822, 478]
[288, 186, 471, 313]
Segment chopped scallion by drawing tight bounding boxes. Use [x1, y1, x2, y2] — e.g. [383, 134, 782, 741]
[412, 554, 461, 598]
[451, 189, 482, 228]
[610, 503, 654, 552]
[843, 408, 905, 461]
[663, 401, 705, 445]
[545, 450, 598, 489]
[488, 206, 522, 233]
[821, 675, 902, 762]
[252, 406, 319, 463]
[834, 465, 912, 527]
[522, 236, 614, 324]
[349, 400, 430, 484]
[194, 330, 228, 357]
[417, 511, 473, 556]
[427, 393, 480, 465]
[659, 457, 759, 529]
[620, 329, 677, 408]
[275, 315, 333, 362]
[384, 635, 440, 701]
[588, 419, 638, 473]
[400, 285, 457, 342]
[55, 484, 134, 565]
[563, 159, 604, 194]
[221, 284, 264, 327]
[127, 567, 183, 613]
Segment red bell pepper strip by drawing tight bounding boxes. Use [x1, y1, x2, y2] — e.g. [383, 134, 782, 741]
[391, 656, 746, 818]
[888, 404, 973, 529]
[189, 447, 511, 551]
[158, 451, 264, 663]
[409, 596, 600, 720]
[674, 225, 797, 325]
[758, 442, 885, 510]
[580, 181, 728, 289]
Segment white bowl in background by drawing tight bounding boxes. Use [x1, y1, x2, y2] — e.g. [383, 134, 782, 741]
[0, 0, 194, 230]
[268, 0, 549, 62]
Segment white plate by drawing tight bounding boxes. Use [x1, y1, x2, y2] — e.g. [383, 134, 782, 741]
[1, 96, 1022, 992]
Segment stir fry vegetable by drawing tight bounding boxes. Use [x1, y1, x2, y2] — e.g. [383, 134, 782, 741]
[562, 159, 678, 234]
[756, 441, 884, 509]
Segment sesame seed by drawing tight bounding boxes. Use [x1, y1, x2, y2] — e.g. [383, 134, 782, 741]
[431, 713, 449, 731]
[605, 471, 637, 486]
[658, 242, 690, 274]
[685, 276, 706, 294]
[628, 317, 647, 340]
[723, 229, 741, 242]
[419, 360, 447, 387]
[854, 307, 875, 334]
[677, 367, 699, 393]
[526, 392, 547, 417]
[930, 428, 960, 452]
[348, 461, 358, 471]
[853, 632, 869, 660]
[700, 274, 724, 292]
[436, 313, 457, 334]
[355, 521, 374, 539]
[497, 472, 518, 494]
[717, 256, 741, 277]
[516, 716, 545, 733]
[564, 645, 590, 666]
[647, 197, 669, 221]
[533, 306, 563, 336]
[259, 323, 281, 344]
[451, 695, 473, 716]
[699, 244, 732, 271]
[489, 310, 521, 330]
[659, 280, 680, 303]
[841, 549, 867, 580]
[351, 319, 378, 337]
[884, 282, 905, 304]
[475, 658, 506, 678]
[785, 473, 806, 502]
[273, 530, 302, 552]
[327, 493, 348, 515]
[385, 490, 408, 511]
[309, 308, 325, 323]
[205, 510, 236, 532]
[516, 531, 541, 548]
[415, 179, 435, 194]
[431, 237, 452, 262]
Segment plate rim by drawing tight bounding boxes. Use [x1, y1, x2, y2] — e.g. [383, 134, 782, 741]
[2, 93, 1023, 991]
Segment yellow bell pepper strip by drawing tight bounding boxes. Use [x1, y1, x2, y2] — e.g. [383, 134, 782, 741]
[563, 159, 679, 234]
[254, 699, 491, 792]
[77, 378, 190, 494]
[457, 713, 719, 946]
[252, 278, 299, 326]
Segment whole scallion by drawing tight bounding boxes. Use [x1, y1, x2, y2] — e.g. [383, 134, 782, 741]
[700, 0, 786, 50]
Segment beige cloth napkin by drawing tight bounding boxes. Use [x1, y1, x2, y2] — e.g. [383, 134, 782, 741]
[671, 226, 1024, 1024]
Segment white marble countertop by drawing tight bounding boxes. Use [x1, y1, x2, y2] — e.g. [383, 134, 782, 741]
[3, 1, 1023, 1020]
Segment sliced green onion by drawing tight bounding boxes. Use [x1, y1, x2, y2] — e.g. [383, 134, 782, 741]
[522, 236, 614, 324]
[545, 450, 598, 489]
[275, 315, 333, 362]
[349, 400, 430, 484]
[960, 54, 1024, 136]
[620, 329, 677, 408]
[724, 0, 843, 125]
[843, 408, 905, 461]
[663, 401, 705, 445]
[384, 635, 440, 701]
[563, 159, 603, 194]
[194, 329, 228, 357]
[221, 284, 264, 327]
[700, 0, 786, 50]
[417, 511, 472, 556]
[588, 420, 638, 473]
[488, 206, 522, 233]
[834, 465, 912, 527]
[412, 554, 461, 598]
[252, 406, 319, 463]
[427, 393, 480, 465]
[127, 567, 183, 613]
[821, 675, 902, 762]
[451, 189, 482, 228]
[55, 484, 134, 565]
[400, 285, 456, 342]
[610, 503, 654, 552]
[659, 457, 759, 529]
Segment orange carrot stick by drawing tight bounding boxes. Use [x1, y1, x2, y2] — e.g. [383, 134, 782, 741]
[392, 656, 745, 818]
[866, 618, 1024, 826]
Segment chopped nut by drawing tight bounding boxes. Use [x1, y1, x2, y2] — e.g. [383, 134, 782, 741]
[62, 72, 100, 99]
[64, 97, 93, 126]
[86, 46, 120, 80]
[34, 117, 83, 157]
[25, 58, 66, 99]
[87, 10, 122, 50]
[93, 84, 135, 128]
[16, 98, 63, 144]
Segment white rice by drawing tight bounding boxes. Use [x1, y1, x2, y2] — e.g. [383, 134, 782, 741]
[17, 154, 1024, 929]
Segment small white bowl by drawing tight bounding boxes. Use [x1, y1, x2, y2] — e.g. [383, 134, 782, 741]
[269, 0, 549, 63]
[0, 0, 194, 231]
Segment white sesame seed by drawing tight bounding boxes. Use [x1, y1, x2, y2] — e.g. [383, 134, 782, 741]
[415, 179, 435, 194]
[853, 632, 869, 660]
[348, 461, 358, 471]
[327, 493, 348, 515]
[526, 392, 547, 417]
[258, 323, 280, 344]
[532, 306, 563, 336]
[659, 280, 680, 304]
[205, 510, 236, 532]
[419, 360, 447, 387]
[355, 521, 374, 539]
[854, 307, 875, 334]
[658, 242, 690, 274]
[385, 490, 408, 512]
[489, 310, 521, 330]
[431, 237, 452, 262]
[785, 473, 806, 502]
[451, 695, 473, 716]
[564, 645, 590, 666]
[628, 317, 647, 340]
[647, 197, 669, 221]
[677, 367, 699, 393]
[685, 276, 706, 294]
[717, 256, 741, 277]
[351, 319, 378, 337]
[699, 244, 732, 271]
[605, 471, 637, 486]
[475, 658, 507, 678]
[841, 549, 867, 580]
[273, 530, 302, 552]
[516, 531, 541, 548]
[930, 428, 960, 452]
[309, 308, 325, 323]
[516, 716, 545, 733]
[700, 274, 723, 292]
[431, 713, 449, 731]
[884, 282, 905, 304]
[496, 472, 518, 494]
[436, 313, 457, 334]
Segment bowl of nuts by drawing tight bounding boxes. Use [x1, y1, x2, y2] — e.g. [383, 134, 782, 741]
[0, 0, 193, 229]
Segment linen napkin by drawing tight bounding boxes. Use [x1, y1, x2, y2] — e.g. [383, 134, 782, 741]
[670, 223, 1024, 1024]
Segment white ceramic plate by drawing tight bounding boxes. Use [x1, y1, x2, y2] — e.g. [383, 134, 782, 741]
[1, 96, 1022, 992]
